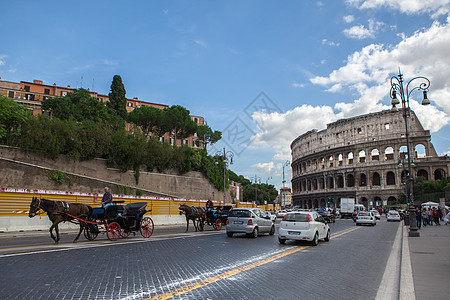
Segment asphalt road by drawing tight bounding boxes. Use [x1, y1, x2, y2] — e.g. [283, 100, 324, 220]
[0, 218, 399, 300]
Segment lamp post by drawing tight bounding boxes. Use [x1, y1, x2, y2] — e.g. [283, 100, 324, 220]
[251, 175, 261, 204]
[390, 69, 431, 237]
[266, 176, 272, 205]
[281, 161, 290, 208]
[215, 147, 234, 205]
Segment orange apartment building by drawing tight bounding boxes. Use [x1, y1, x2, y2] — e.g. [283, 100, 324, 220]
[0, 77, 205, 148]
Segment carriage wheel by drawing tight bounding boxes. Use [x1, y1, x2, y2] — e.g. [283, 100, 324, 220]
[140, 217, 154, 238]
[215, 219, 222, 231]
[84, 226, 98, 241]
[106, 222, 121, 241]
[120, 229, 131, 238]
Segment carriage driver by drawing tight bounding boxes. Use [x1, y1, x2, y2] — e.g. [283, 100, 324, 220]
[206, 199, 213, 211]
[101, 187, 113, 208]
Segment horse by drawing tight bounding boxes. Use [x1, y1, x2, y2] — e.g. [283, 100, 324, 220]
[179, 204, 205, 232]
[28, 196, 92, 243]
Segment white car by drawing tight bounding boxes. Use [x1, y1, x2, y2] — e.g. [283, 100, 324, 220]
[355, 211, 376, 226]
[370, 209, 381, 220]
[387, 210, 401, 222]
[276, 210, 287, 218]
[267, 212, 276, 222]
[278, 211, 330, 246]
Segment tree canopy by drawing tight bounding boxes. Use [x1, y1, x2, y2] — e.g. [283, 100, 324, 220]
[0, 95, 30, 143]
[107, 75, 127, 119]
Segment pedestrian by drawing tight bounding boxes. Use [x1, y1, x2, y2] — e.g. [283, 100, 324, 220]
[416, 207, 422, 229]
[428, 208, 433, 225]
[433, 208, 440, 225]
[101, 187, 113, 207]
[422, 208, 428, 227]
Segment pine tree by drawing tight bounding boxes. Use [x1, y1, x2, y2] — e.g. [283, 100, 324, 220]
[107, 75, 127, 119]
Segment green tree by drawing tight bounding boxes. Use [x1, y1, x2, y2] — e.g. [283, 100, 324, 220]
[127, 105, 162, 137]
[0, 95, 30, 143]
[42, 89, 110, 122]
[161, 105, 197, 144]
[107, 75, 127, 119]
[195, 124, 222, 149]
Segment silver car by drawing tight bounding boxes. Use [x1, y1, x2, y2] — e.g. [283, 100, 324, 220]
[226, 208, 275, 238]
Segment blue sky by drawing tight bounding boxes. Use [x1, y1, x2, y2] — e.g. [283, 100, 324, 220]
[1, 0, 450, 191]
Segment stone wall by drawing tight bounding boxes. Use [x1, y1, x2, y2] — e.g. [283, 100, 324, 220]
[0, 145, 229, 201]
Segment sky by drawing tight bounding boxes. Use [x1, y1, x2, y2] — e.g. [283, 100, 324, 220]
[1, 0, 450, 192]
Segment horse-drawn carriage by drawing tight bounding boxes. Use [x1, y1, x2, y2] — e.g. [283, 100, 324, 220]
[204, 205, 233, 230]
[84, 201, 154, 241]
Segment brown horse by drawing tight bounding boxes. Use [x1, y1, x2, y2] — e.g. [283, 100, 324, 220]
[179, 204, 205, 232]
[28, 197, 92, 243]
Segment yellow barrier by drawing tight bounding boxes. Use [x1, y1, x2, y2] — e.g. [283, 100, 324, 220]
[0, 188, 261, 217]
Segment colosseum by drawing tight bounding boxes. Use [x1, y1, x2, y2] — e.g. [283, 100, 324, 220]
[290, 109, 450, 209]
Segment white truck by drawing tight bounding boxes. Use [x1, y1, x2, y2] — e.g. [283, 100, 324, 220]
[340, 198, 355, 219]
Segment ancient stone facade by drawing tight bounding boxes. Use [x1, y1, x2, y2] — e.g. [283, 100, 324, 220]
[290, 109, 449, 209]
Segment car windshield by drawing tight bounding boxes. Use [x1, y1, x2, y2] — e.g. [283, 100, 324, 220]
[389, 212, 398, 215]
[358, 212, 370, 216]
[283, 213, 309, 222]
[228, 210, 251, 218]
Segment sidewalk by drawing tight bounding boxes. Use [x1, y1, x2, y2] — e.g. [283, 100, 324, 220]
[407, 222, 450, 300]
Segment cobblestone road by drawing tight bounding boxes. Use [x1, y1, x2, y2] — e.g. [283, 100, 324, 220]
[0, 219, 399, 299]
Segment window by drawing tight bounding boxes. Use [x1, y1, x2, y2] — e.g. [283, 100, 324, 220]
[61, 91, 68, 96]
[170, 138, 175, 145]
[385, 123, 390, 130]
[26, 94, 35, 101]
[8, 91, 14, 98]
[194, 118, 198, 123]
[183, 139, 188, 145]
[357, 128, 362, 134]
[44, 88, 50, 95]
[159, 137, 164, 143]
[24, 85, 30, 92]
[127, 102, 133, 107]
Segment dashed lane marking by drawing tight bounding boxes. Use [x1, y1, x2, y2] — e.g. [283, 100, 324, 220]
[148, 226, 362, 300]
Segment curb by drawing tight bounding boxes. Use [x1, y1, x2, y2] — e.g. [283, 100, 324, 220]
[400, 224, 416, 300]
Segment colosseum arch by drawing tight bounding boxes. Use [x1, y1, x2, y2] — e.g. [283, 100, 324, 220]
[347, 174, 355, 187]
[338, 153, 343, 166]
[319, 177, 325, 189]
[327, 176, 334, 188]
[336, 175, 344, 188]
[313, 178, 318, 190]
[387, 196, 397, 206]
[320, 199, 326, 207]
[372, 172, 381, 186]
[360, 173, 367, 186]
[434, 169, 445, 180]
[371, 148, 379, 161]
[414, 144, 426, 158]
[417, 169, 428, 180]
[384, 147, 394, 161]
[328, 155, 334, 167]
[314, 199, 319, 208]
[358, 150, 366, 163]
[347, 152, 354, 165]
[386, 171, 396, 185]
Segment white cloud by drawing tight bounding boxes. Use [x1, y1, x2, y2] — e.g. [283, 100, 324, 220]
[0, 54, 6, 66]
[343, 19, 385, 39]
[322, 38, 340, 46]
[252, 161, 276, 174]
[310, 16, 450, 131]
[347, 0, 450, 17]
[292, 81, 305, 88]
[343, 15, 355, 23]
[193, 39, 208, 48]
[102, 59, 117, 66]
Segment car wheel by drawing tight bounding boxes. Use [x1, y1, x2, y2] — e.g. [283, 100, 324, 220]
[227, 232, 233, 237]
[251, 227, 258, 238]
[269, 225, 275, 236]
[278, 237, 286, 244]
[311, 232, 319, 246]
[324, 230, 330, 242]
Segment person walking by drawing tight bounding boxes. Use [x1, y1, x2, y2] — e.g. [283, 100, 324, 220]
[433, 208, 440, 225]
[422, 208, 428, 227]
[416, 207, 422, 229]
[428, 208, 433, 225]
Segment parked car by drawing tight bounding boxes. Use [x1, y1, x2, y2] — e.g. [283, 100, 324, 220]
[226, 208, 275, 238]
[317, 210, 336, 223]
[387, 210, 401, 222]
[370, 209, 381, 220]
[276, 210, 287, 218]
[278, 211, 330, 246]
[267, 211, 276, 222]
[355, 211, 376, 226]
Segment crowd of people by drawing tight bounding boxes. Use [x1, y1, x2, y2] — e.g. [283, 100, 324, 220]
[414, 206, 450, 229]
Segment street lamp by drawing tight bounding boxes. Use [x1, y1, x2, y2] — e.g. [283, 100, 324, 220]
[281, 161, 290, 208]
[266, 176, 272, 205]
[390, 69, 431, 237]
[215, 147, 234, 205]
[251, 175, 261, 204]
